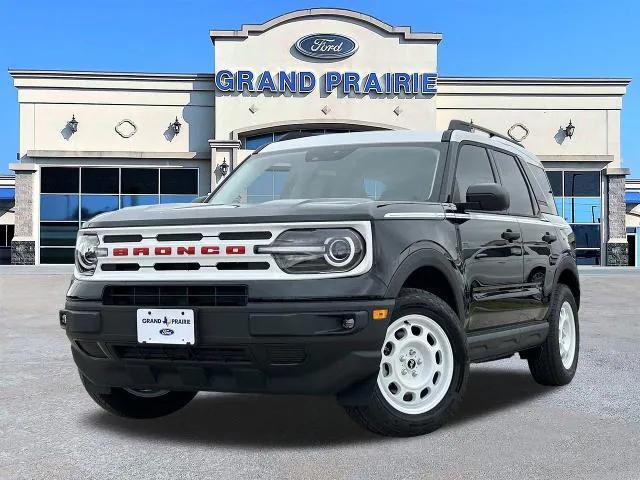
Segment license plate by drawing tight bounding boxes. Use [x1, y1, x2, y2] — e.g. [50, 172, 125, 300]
[136, 309, 195, 345]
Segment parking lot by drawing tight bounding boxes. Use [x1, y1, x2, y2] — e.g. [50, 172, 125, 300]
[1, 268, 639, 480]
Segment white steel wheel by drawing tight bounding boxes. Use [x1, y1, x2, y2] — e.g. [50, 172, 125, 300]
[377, 314, 455, 415]
[558, 301, 576, 369]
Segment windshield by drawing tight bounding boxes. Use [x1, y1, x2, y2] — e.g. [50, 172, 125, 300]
[209, 142, 447, 204]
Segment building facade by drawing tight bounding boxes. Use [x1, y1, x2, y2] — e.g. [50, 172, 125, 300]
[8, 8, 631, 265]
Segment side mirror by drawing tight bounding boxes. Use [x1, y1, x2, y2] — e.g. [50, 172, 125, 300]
[465, 183, 509, 211]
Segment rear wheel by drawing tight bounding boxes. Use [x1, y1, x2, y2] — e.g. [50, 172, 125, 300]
[345, 288, 468, 436]
[527, 284, 579, 386]
[81, 375, 197, 419]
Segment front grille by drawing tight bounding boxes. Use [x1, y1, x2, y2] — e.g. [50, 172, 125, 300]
[112, 344, 252, 363]
[266, 345, 307, 365]
[103, 285, 248, 307]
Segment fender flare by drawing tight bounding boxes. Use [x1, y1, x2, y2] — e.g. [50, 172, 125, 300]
[553, 253, 580, 307]
[385, 248, 465, 323]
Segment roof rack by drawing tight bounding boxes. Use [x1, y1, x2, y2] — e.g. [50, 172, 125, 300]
[447, 120, 521, 146]
[276, 131, 320, 142]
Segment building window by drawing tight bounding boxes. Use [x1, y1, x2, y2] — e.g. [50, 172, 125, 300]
[39, 166, 199, 264]
[241, 128, 353, 150]
[547, 169, 602, 265]
[0, 224, 14, 264]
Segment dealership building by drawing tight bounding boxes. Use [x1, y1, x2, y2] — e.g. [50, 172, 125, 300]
[7, 8, 632, 265]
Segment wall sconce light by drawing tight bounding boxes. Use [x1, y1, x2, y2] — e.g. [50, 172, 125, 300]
[564, 120, 575, 139]
[170, 117, 182, 135]
[67, 115, 78, 133]
[219, 159, 229, 176]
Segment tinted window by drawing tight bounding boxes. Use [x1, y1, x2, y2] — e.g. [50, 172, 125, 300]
[564, 171, 600, 196]
[453, 145, 495, 203]
[563, 198, 601, 223]
[572, 224, 601, 248]
[160, 169, 198, 194]
[81, 168, 118, 193]
[212, 143, 446, 205]
[547, 171, 563, 196]
[576, 250, 600, 265]
[121, 195, 158, 208]
[492, 150, 534, 216]
[527, 164, 557, 215]
[122, 168, 158, 194]
[40, 194, 79, 221]
[41, 167, 79, 193]
[40, 248, 75, 264]
[40, 222, 79, 246]
[80, 195, 119, 221]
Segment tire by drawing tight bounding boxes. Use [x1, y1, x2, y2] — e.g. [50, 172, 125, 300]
[345, 288, 469, 437]
[527, 283, 579, 386]
[80, 375, 197, 419]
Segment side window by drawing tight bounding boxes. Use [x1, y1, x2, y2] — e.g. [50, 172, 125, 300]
[492, 150, 535, 216]
[453, 144, 495, 203]
[527, 163, 558, 215]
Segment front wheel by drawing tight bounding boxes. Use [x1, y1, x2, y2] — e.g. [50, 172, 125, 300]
[81, 375, 197, 419]
[345, 288, 469, 436]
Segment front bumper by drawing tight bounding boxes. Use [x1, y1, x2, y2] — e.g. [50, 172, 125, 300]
[62, 297, 394, 396]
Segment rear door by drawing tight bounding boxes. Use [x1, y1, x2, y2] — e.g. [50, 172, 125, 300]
[490, 148, 556, 323]
[451, 143, 525, 331]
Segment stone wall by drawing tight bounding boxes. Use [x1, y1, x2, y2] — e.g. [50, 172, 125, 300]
[606, 173, 628, 266]
[11, 168, 35, 265]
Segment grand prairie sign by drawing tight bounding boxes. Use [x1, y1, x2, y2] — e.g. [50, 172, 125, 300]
[213, 33, 437, 96]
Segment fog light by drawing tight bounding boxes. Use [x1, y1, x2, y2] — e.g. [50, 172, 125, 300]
[59, 311, 68, 329]
[372, 308, 389, 320]
[342, 317, 355, 330]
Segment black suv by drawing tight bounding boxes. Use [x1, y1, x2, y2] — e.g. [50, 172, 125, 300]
[61, 121, 579, 437]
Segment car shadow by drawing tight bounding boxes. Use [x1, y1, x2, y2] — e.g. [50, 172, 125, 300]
[84, 366, 553, 446]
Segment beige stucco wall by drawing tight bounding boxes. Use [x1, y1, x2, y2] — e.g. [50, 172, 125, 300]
[12, 71, 215, 157]
[213, 15, 439, 140]
[437, 78, 628, 167]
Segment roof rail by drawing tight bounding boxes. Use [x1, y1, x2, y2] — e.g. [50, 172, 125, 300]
[276, 131, 320, 142]
[447, 120, 521, 146]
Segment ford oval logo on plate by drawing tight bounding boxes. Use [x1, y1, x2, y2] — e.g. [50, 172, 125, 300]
[295, 34, 358, 60]
[160, 328, 174, 336]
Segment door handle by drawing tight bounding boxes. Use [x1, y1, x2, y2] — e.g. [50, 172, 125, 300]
[542, 232, 557, 243]
[501, 229, 520, 241]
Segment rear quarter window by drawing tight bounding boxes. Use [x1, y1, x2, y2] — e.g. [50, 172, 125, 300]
[525, 163, 558, 215]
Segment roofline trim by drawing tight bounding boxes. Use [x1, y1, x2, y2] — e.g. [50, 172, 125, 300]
[209, 8, 442, 42]
[439, 77, 631, 86]
[8, 70, 630, 87]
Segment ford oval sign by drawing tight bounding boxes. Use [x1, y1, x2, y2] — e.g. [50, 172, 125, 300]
[295, 34, 358, 60]
[160, 328, 174, 336]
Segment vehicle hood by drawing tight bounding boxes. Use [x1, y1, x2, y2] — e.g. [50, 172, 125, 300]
[83, 199, 446, 228]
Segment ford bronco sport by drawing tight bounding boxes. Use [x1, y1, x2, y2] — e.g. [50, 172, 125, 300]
[60, 120, 580, 437]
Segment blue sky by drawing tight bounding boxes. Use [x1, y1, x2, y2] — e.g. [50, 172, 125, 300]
[1, 0, 638, 174]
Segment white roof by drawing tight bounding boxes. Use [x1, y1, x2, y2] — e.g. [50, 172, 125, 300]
[261, 130, 446, 153]
[260, 129, 545, 168]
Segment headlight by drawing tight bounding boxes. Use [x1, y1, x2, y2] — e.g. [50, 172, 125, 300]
[75, 234, 107, 276]
[256, 228, 365, 274]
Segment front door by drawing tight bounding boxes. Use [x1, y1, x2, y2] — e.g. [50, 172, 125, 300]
[450, 143, 525, 331]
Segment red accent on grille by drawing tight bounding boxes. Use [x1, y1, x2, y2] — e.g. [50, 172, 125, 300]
[155, 246, 172, 255]
[133, 247, 149, 256]
[113, 248, 129, 256]
[226, 246, 246, 255]
[177, 246, 196, 255]
[201, 246, 220, 255]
